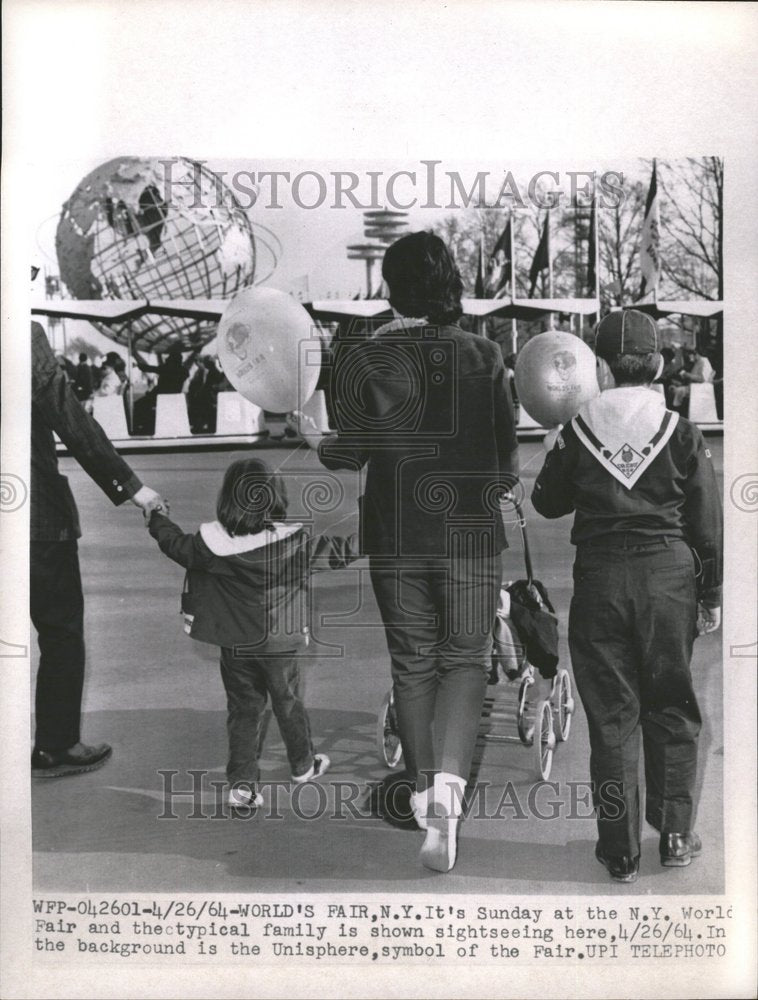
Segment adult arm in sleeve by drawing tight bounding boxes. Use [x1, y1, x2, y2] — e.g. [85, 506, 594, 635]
[31, 322, 142, 505]
[147, 512, 217, 570]
[308, 531, 362, 572]
[492, 350, 519, 481]
[681, 428, 723, 608]
[317, 435, 370, 473]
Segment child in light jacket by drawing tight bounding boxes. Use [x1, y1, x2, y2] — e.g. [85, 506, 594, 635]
[147, 457, 360, 810]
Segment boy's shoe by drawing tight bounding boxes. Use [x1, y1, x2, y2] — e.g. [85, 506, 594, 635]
[660, 832, 702, 867]
[292, 753, 330, 784]
[32, 742, 112, 778]
[595, 842, 640, 883]
[228, 786, 263, 810]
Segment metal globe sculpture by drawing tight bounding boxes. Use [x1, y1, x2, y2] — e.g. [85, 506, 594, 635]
[55, 157, 257, 352]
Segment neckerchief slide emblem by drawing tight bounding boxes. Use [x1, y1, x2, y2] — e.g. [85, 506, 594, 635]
[610, 443, 644, 479]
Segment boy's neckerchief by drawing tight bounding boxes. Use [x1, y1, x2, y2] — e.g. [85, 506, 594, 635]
[570, 386, 679, 490]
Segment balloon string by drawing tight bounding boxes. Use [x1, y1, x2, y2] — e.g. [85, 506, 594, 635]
[518, 447, 546, 476]
[320, 509, 359, 534]
[272, 437, 308, 474]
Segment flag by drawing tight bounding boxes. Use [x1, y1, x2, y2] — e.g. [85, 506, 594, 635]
[485, 220, 513, 298]
[528, 211, 551, 297]
[474, 235, 486, 298]
[639, 162, 660, 299]
[587, 199, 598, 295]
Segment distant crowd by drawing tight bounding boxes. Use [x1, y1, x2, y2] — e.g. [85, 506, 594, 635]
[55, 336, 722, 440]
[656, 344, 720, 414]
[55, 347, 234, 434]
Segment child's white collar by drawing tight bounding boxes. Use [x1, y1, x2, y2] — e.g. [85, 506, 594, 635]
[199, 520, 302, 556]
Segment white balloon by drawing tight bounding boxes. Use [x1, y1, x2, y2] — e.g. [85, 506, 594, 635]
[514, 331, 599, 428]
[217, 287, 320, 411]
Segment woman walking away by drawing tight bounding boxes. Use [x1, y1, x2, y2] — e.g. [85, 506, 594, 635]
[319, 232, 519, 870]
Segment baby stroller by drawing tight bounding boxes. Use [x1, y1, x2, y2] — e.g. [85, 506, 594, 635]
[376, 493, 575, 780]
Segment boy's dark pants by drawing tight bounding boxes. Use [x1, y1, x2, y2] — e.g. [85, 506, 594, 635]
[568, 537, 701, 859]
[219, 648, 313, 787]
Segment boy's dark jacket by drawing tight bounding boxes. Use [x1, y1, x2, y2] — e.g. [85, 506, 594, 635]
[532, 387, 722, 606]
[149, 513, 360, 651]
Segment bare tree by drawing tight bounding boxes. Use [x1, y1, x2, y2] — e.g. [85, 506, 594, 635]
[658, 157, 723, 300]
[594, 179, 648, 310]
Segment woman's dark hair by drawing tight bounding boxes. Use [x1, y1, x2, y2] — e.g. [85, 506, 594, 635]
[381, 231, 463, 324]
[216, 458, 288, 536]
[609, 352, 662, 386]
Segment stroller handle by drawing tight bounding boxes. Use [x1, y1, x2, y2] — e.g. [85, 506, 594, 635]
[501, 488, 534, 586]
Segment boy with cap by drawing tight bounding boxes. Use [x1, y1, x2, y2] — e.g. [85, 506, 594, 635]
[532, 309, 722, 883]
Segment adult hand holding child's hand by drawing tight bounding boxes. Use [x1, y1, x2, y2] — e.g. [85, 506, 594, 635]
[131, 485, 169, 519]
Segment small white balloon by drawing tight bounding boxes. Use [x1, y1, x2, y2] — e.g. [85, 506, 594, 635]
[217, 287, 320, 411]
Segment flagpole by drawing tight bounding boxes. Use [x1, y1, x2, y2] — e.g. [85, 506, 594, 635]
[126, 330, 135, 432]
[593, 196, 600, 308]
[651, 157, 658, 308]
[509, 214, 518, 355]
[592, 194, 600, 332]
[546, 209, 555, 329]
[480, 231, 487, 338]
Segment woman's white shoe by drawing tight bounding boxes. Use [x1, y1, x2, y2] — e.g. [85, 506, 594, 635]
[410, 788, 429, 831]
[419, 773, 467, 872]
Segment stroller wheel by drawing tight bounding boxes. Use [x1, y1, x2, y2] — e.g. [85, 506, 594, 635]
[376, 689, 403, 769]
[517, 674, 535, 745]
[534, 700, 556, 780]
[555, 669, 575, 742]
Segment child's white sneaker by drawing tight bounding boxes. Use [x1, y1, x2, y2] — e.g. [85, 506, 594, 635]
[292, 753, 330, 784]
[228, 786, 263, 809]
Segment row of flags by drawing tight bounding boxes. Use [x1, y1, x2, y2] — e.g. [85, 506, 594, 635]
[473, 163, 660, 301]
[474, 206, 590, 300]
[474, 219, 515, 299]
